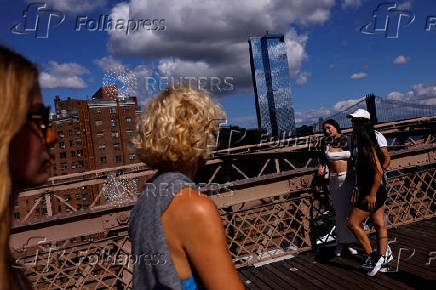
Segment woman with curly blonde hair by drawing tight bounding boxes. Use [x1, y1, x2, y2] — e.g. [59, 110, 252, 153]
[0, 46, 56, 289]
[129, 86, 244, 289]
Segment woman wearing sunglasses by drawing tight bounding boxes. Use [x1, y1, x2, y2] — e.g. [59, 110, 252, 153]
[0, 46, 56, 289]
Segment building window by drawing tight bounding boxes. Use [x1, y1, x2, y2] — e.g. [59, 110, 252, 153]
[77, 150, 83, 157]
[42, 208, 47, 214]
[36, 208, 40, 215]
[133, 178, 139, 185]
[95, 108, 101, 113]
[72, 162, 77, 169]
[56, 121, 62, 128]
[82, 194, 88, 201]
[75, 128, 81, 135]
[14, 201, 19, 208]
[58, 205, 62, 212]
[70, 140, 75, 147]
[97, 132, 104, 138]
[73, 117, 79, 123]
[115, 155, 122, 163]
[68, 129, 73, 136]
[14, 212, 20, 219]
[76, 139, 82, 145]
[127, 129, 134, 136]
[65, 194, 71, 201]
[76, 193, 81, 200]
[77, 204, 82, 210]
[78, 160, 84, 168]
[112, 131, 119, 138]
[61, 163, 67, 169]
[57, 131, 64, 138]
[59, 142, 65, 149]
[125, 117, 132, 123]
[71, 151, 76, 157]
[123, 106, 130, 112]
[100, 156, 107, 163]
[83, 204, 89, 209]
[110, 107, 117, 114]
[128, 154, 136, 160]
[113, 143, 121, 151]
[60, 152, 67, 159]
[111, 119, 118, 127]
[98, 144, 106, 151]
[95, 120, 103, 126]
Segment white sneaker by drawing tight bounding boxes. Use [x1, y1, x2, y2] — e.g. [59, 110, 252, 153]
[384, 245, 393, 264]
[335, 243, 344, 256]
[380, 245, 394, 272]
[367, 253, 384, 276]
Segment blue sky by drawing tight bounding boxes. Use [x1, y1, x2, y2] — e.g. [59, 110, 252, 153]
[1, 0, 436, 127]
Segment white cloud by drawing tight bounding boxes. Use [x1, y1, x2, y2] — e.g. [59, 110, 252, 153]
[386, 82, 436, 105]
[393, 55, 410, 65]
[350, 72, 368, 80]
[39, 61, 89, 89]
[93, 56, 127, 72]
[342, 0, 363, 9]
[296, 72, 312, 87]
[157, 58, 214, 77]
[26, 0, 107, 14]
[333, 97, 365, 111]
[285, 28, 309, 78]
[107, 0, 336, 92]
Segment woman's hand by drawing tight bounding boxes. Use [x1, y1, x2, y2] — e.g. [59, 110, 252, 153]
[318, 165, 325, 176]
[364, 194, 377, 211]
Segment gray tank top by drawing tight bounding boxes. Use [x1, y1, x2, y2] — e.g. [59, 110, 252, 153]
[128, 171, 198, 289]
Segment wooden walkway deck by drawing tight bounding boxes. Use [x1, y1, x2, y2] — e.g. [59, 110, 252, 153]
[238, 218, 436, 289]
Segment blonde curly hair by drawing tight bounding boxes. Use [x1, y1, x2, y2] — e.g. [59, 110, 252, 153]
[135, 86, 226, 170]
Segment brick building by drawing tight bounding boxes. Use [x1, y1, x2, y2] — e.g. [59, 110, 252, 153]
[12, 86, 143, 222]
[49, 85, 140, 176]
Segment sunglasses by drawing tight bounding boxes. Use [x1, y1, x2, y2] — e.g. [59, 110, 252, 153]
[27, 105, 51, 140]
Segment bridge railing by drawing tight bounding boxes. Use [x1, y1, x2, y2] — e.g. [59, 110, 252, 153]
[9, 117, 436, 289]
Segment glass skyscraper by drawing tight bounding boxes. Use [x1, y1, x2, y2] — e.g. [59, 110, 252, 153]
[248, 34, 296, 137]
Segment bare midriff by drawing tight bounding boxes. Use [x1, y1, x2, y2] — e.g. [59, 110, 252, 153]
[328, 146, 348, 173]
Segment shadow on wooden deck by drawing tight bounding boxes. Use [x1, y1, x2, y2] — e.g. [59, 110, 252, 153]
[238, 218, 436, 289]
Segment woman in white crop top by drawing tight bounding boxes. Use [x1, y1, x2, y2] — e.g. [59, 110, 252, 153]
[318, 119, 357, 256]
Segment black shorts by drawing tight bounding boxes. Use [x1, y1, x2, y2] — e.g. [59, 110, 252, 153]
[355, 185, 387, 213]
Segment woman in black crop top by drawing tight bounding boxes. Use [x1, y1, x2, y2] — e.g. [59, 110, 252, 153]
[346, 117, 391, 276]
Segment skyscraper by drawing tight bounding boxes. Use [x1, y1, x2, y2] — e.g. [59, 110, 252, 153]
[248, 34, 296, 137]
